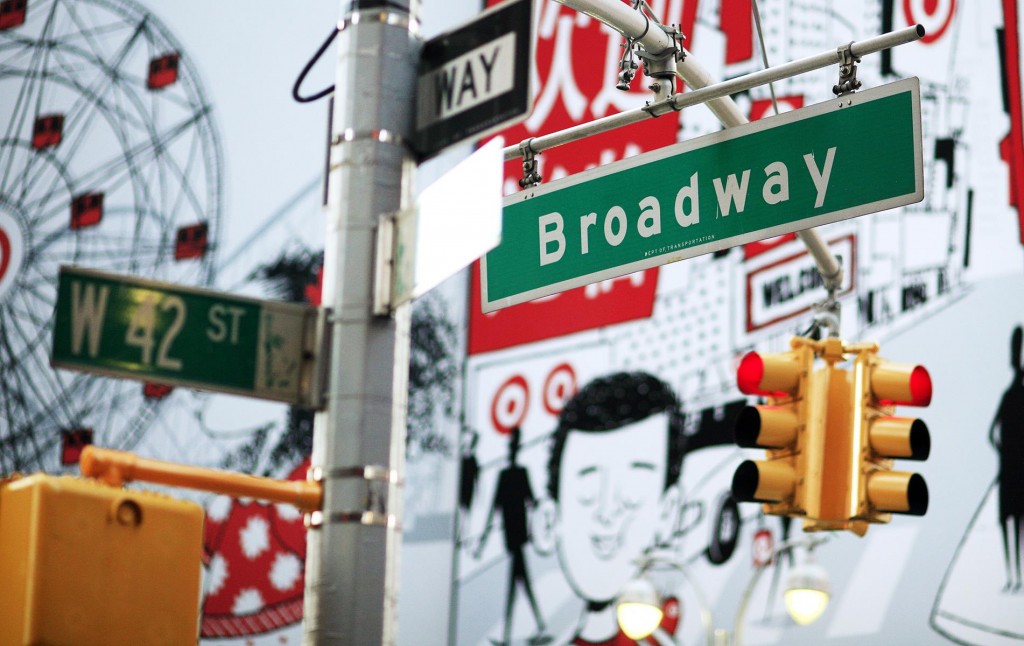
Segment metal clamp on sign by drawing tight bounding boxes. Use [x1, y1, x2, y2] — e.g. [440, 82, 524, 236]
[833, 42, 862, 96]
[519, 139, 541, 188]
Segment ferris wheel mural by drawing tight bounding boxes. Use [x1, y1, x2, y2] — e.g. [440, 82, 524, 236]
[0, 0, 223, 474]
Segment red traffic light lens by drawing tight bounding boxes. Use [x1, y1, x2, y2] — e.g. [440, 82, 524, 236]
[737, 352, 764, 395]
[909, 366, 932, 407]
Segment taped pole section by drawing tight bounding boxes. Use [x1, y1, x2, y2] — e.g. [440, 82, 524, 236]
[303, 0, 418, 643]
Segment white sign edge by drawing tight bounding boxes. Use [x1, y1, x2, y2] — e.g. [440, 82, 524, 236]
[480, 77, 924, 313]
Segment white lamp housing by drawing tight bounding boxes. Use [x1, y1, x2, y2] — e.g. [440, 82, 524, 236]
[784, 559, 830, 625]
[615, 575, 664, 640]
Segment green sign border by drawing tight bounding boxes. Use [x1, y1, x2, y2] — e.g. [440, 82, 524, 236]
[51, 266, 321, 407]
[481, 78, 923, 312]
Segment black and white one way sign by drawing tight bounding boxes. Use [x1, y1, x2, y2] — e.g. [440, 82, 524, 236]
[414, 0, 533, 158]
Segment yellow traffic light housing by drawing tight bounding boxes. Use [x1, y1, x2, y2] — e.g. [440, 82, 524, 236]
[731, 341, 816, 518]
[0, 473, 204, 646]
[851, 352, 932, 522]
[0, 446, 325, 645]
[732, 337, 933, 536]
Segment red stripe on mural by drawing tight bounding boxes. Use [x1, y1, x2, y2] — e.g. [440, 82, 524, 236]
[720, 0, 753, 64]
[1003, 0, 1024, 244]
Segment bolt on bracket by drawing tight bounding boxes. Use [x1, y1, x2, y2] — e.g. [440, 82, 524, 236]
[518, 139, 541, 188]
[832, 42, 862, 96]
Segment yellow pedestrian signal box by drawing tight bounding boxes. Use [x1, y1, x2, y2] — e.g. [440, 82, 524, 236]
[0, 473, 203, 646]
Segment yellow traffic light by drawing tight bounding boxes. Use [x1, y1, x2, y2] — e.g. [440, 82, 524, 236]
[732, 338, 933, 536]
[852, 353, 932, 521]
[0, 473, 204, 646]
[731, 341, 817, 518]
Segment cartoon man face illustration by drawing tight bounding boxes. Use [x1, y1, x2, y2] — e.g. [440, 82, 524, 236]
[555, 412, 673, 602]
[538, 372, 686, 642]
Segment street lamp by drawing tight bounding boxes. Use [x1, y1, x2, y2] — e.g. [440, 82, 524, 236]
[616, 555, 717, 645]
[615, 536, 830, 645]
[615, 575, 665, 640]
[783, 554, 831, 625]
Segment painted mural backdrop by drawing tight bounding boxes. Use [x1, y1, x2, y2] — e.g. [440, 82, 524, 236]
[455, 1, 1024, 645]
[2, 0, 1024, 644]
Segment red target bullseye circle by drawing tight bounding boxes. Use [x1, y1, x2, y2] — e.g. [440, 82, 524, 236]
[903, 0, 956, 44]
[491, 375, 529, 434]
[0, 227, 10, 284]
[542, 363, 577, 416]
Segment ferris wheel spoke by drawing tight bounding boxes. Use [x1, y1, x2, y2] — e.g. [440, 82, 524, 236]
[0, 327, 57, 470]
[0, 333, 31, 431]
[3, 303, 67, 406]
[105, 384, 147, 446]
[0, 34, 38, 57]
[13, 143, 72, 211]
[28, 223, 170, 271]
[49, 109, 209, 213]
[20, 256, 67, 296]
[14, 46, 162, 204]
[6, 308, 54, 352]
[60, 19, 132, 49]
[9, 279, 57, 328]
[40, 64, 144, 165]
[67, 246, 170, 273]
[163, 125, 208, 226]
[49, 44, 153, 134]
[24, 144, 149, 229]
[0, 0, 64, 191]
[58, 0, 140, 74]
[111, 109, 211, 190]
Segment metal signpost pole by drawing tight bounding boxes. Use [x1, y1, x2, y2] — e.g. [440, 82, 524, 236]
[303, 0, 418, 643]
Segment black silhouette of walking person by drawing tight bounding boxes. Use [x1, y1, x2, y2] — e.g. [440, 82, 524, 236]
[458, 429, 480, 544]
[475, 427, 548, 645]
[990, 325, 1024, 591]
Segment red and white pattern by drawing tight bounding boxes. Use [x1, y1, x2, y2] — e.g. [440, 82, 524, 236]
[200, 460, 309, 637]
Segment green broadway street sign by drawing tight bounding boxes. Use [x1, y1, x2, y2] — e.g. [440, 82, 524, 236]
[480, 78, 924, 312]
[51, 266, 323, 408]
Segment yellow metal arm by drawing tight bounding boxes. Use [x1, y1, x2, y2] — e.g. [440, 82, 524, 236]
[80, 446, 322, 512]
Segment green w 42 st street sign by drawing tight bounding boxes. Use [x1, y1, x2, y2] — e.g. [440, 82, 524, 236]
[480, 78, 924, 312]
[51, 266, 322, 408]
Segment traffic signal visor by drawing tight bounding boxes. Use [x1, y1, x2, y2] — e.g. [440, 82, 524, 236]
[869, 362, 932, 406]
[732, 346, 813, 510]
[737, 350, 804, 397]
[859, 357, 933, 519]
